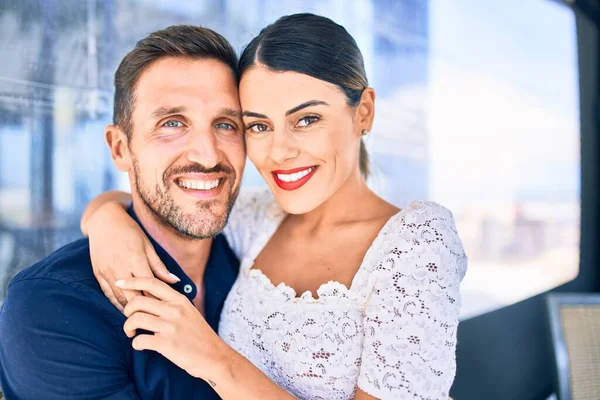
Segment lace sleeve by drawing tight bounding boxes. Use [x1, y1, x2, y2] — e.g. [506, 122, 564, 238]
[222, 189, 280, 260]
[357, 202, 467, 399]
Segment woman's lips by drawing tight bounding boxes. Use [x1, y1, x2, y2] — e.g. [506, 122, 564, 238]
[272, 166, 318, 191]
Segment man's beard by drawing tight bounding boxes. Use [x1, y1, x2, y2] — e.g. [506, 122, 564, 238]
[132, 158, 238, 240]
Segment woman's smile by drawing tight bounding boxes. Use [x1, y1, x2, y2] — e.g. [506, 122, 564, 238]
[271, 165, 318, 190]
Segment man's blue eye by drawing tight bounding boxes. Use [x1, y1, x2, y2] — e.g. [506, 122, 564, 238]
[216, 123, 234, 130]
[163, 120, 183, 128]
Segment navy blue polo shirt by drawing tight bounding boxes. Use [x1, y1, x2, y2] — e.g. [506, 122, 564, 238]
[0, 206, 239, 399]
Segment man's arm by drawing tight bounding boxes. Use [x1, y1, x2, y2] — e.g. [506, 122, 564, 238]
[0, 278, 139, 400]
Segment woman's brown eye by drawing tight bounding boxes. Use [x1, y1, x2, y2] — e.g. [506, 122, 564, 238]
[249, 123, 269, 133]
[297, 116, 319, 127]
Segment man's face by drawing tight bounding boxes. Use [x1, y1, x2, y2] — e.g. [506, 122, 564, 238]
[126, 57, 245, 239]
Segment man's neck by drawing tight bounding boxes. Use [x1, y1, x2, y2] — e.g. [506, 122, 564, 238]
[131, 198, 212, 287]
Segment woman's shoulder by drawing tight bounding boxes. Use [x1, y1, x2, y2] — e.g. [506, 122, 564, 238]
[387, 200, 462, 244]
[370, 200, 467, 281]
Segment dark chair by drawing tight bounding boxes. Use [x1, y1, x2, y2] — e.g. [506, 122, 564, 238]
[545, 293, 600, 400]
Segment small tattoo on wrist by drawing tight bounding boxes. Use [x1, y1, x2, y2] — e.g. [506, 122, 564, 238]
[208, 380, 217, 387]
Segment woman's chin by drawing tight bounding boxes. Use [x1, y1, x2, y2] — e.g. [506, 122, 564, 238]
[274, 194, 323, 215]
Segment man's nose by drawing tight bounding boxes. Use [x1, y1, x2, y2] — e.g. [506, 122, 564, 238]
[186, 129, 220, 168]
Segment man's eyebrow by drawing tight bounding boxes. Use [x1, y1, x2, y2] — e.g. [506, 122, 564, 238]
[152, 106, 187, 119]
[219, 107, 242, 119]
[242, 111, 268, 118]
[285, 100, 329, 116]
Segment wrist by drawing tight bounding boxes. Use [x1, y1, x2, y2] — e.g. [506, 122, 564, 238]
[196, 338, 236, 385]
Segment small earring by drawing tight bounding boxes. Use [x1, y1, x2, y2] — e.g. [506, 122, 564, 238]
[361, 129, 369, 136]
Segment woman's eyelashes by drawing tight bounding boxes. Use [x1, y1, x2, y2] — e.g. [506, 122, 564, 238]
[296, 115, 320, 127]
[244, 115, 321, 134]
[246, 122, 271, 134]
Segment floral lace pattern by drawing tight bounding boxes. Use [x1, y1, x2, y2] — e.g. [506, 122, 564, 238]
[220, 190, 467, 400]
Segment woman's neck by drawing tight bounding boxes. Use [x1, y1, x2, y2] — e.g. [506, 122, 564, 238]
[289, 168, 383, 235]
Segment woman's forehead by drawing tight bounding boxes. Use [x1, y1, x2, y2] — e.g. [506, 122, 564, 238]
[239, 67, 346, 110]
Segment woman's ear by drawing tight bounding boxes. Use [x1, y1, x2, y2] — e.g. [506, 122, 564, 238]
[105, 125, 132, 172]
[356, 87, 375, 136]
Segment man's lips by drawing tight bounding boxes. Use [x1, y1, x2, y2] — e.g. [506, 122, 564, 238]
[173, 174, 231, 198]
[172, 172, 226, 181]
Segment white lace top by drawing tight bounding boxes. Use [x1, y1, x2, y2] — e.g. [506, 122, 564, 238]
[221, 190, 467, 400]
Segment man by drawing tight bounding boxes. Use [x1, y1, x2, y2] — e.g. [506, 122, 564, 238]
[0, 25, 245, 399]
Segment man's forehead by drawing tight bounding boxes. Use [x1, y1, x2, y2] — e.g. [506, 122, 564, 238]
[133, 57, 240, 116]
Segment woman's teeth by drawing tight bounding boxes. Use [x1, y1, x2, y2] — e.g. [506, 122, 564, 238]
[177, 179, 220, 190]
[276, 167, 313, 182]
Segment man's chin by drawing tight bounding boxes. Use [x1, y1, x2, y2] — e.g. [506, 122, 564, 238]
[171, 205, 230, 239]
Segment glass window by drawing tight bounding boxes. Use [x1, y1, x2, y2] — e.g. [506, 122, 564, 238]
[0, 0, 579, 317]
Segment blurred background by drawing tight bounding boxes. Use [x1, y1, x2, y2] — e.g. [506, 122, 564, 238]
[0, 1, 597, 399]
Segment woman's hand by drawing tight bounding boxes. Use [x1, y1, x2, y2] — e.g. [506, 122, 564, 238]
[84, 194, 179, 311]
[116, 277, 228, 381]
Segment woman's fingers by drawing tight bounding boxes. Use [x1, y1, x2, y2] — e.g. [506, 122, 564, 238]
[123, 295, 178, 319]
[123, 312, 171, 338]
[108, 272, 140, 305]
[115, 277, 183, 302]
[145, 241, 180, 284]
[131, 334, 164, 353]
[98, 277, 125, 312]
[130, 247, 161, 300]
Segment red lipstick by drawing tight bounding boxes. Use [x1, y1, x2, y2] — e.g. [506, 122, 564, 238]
[272, 166, 318, 191]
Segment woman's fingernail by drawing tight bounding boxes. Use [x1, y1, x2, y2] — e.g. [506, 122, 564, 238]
[169, 273, 181, 282]
[115, 280, 125, 287]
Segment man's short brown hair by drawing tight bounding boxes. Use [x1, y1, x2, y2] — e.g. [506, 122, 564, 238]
[113, 25, 238, 137]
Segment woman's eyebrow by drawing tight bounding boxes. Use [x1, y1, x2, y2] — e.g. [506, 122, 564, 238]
[285, 100, 329, 116]
[242, 111, 268, 118]
[242, 100, 329, 119]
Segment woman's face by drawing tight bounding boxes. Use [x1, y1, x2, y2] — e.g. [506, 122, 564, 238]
[239, 66, 369, 214]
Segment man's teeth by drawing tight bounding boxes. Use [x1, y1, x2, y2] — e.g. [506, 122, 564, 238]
[178, 179, 220, 190]
[276, 167, 313, 182]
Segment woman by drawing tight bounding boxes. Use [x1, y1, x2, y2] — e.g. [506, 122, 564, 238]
[83, 13, 467, 400]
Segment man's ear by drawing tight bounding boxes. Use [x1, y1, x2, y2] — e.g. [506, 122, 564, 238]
[105, 125, 132, 172]
[356, 87, 376, 136]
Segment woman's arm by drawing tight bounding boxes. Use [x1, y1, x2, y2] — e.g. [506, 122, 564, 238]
[356, 203, 467, 399]
[80, 190, 132, 236]
[81, 191, 177, 311]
